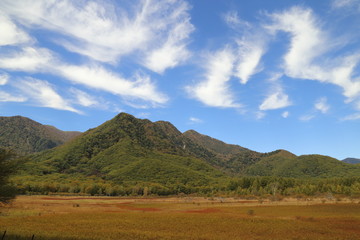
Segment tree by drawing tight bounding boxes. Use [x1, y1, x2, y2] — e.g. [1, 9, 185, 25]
[0, 149, 18, 204]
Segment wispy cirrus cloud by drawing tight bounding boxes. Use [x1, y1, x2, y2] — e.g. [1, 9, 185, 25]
[189, 117, 203, 124]
[0, 73, 9, 85]
[188, 11, 266, 109]
[0, 14, 31, 46]
[300, 114, 315, 122]
[0, 0, 193, 113]
[0, 91, 26, 102]
[0, 46, 168, 107]
[69, 88, 99, 108]
[331, 0, 360, 11]
[341, 113, 360, 121]
[0, 0, 193, 71]
[224, 11, 266, 84]
[56, 64, 168, 106]
[282, 111, 289, 118]
[259, 73, 292, 111]
[299, 97, 331, 122]
[315, 97, 330, 114]
[15, 77, 79, 113]
[235, 38, 265, 84]
[267, 6, 360, 101]
[187, 48, 240, 108]
[0, 47, 54, 72]
[142, 1, 194, 73]
[259, 91, 291, 111]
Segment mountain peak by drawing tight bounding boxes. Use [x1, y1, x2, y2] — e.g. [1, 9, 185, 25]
[0, 116, 81, 154]
[342, 158, 360, 164]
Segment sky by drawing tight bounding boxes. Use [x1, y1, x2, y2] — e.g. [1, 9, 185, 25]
[0, 0, 360, 160]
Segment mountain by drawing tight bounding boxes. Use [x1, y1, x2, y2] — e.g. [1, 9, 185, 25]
[343, 158, 360, 164]
[17, 113, 360, 187]
[184, 129, 269, 173]
[246, 153, 360, 177]
[26, 113, 226, 186]
[0, 116, 81, 154]
[182, 131, 360, 178]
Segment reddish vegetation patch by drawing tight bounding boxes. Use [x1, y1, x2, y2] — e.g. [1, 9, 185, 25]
[116, 204, 161, 212]
[40, 197, 146, 201]
[131, 207, 162, 212]
[237, 200, 258, 204]
[184, 208, 221, 214]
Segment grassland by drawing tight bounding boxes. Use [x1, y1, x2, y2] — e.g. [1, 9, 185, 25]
[1, 196, 360, 240]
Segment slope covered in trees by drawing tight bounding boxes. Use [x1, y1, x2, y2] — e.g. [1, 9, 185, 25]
[0, 116, 81, 154]
[343, 158, 360, 164]
[4, 113, 360, 196]
[23, 113, 226, 187]
[0, 149, 18, 203]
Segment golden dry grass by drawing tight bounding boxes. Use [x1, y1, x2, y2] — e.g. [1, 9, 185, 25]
[1, 196, 360, 240]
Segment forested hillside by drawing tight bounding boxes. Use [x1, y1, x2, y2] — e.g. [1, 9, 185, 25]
[3, 113, 360, 197]
[343, 158, 360, 164]
[0, 116, 81, 154]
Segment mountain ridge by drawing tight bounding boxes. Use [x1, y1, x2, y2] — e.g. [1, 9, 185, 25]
[12, 112, 359, 183]
[0, 116, 81, 154]
[343, 158, 360, 164]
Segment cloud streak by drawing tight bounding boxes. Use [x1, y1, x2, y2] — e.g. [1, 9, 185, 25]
[0, 0, 194, 72]
[15, 77, 79, 113]
[315, 97, 330, 114]
[267, 6, 360, 101]
[187, 48, 240, 108]
[259, 74, 291, 111]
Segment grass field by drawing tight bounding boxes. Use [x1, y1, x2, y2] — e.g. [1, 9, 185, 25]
[1, 196, 360, 240]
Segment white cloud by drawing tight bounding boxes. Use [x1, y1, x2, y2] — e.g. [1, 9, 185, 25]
[268, 7, 327, 76]
[143, 42, 191, 74]
[56, 64, 168, 107]
[315, 97, 330, 114]
[223, 11, 250, 28]
[0, 45, 167, 107]
[267, 6, 360, 101]
[259, 74, 291, 111]
[259, 91, 291, 111]
[15, 77, 79, 113]
[235, 39, 265, 84]
[0, 91, 26, 102]
[282, 111, 289, 118]
[300, 114, 315, 122]
[0, 73, 9, 85]
[187, 48, 240, 108]
[142, 1, 194, 73]
[0, 14, 31, 46]
[70, 88, 99, 107]
[0, 47, 54, 72]
[255, 111, 266, 120]
[223, 11, 266, 84]
[0, 0, 194, 72]
[332, 0, 360, 10]
[341, 113, 360, 121]
[189, 117, 203, 124]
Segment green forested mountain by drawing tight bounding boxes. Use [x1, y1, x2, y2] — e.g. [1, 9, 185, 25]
[343, 158, 360, 164]
[0, 116, 81, 154]
[8, 113, 360, 193]
[246, 153, 360, 177]
[25, 113, 226, 187]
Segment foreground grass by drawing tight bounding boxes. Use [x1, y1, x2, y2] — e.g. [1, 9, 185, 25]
[1, 196, 360, 240]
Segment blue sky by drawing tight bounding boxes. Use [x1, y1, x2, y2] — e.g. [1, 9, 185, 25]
[0, 0, 360, 160]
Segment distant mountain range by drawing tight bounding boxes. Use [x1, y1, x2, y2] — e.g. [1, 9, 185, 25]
[342, 158, 360, 164]
[2, 113, 360, 187]
[0, 116, 81, 154]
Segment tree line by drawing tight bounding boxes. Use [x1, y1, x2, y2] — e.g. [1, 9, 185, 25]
[11, 176, 360, 198]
